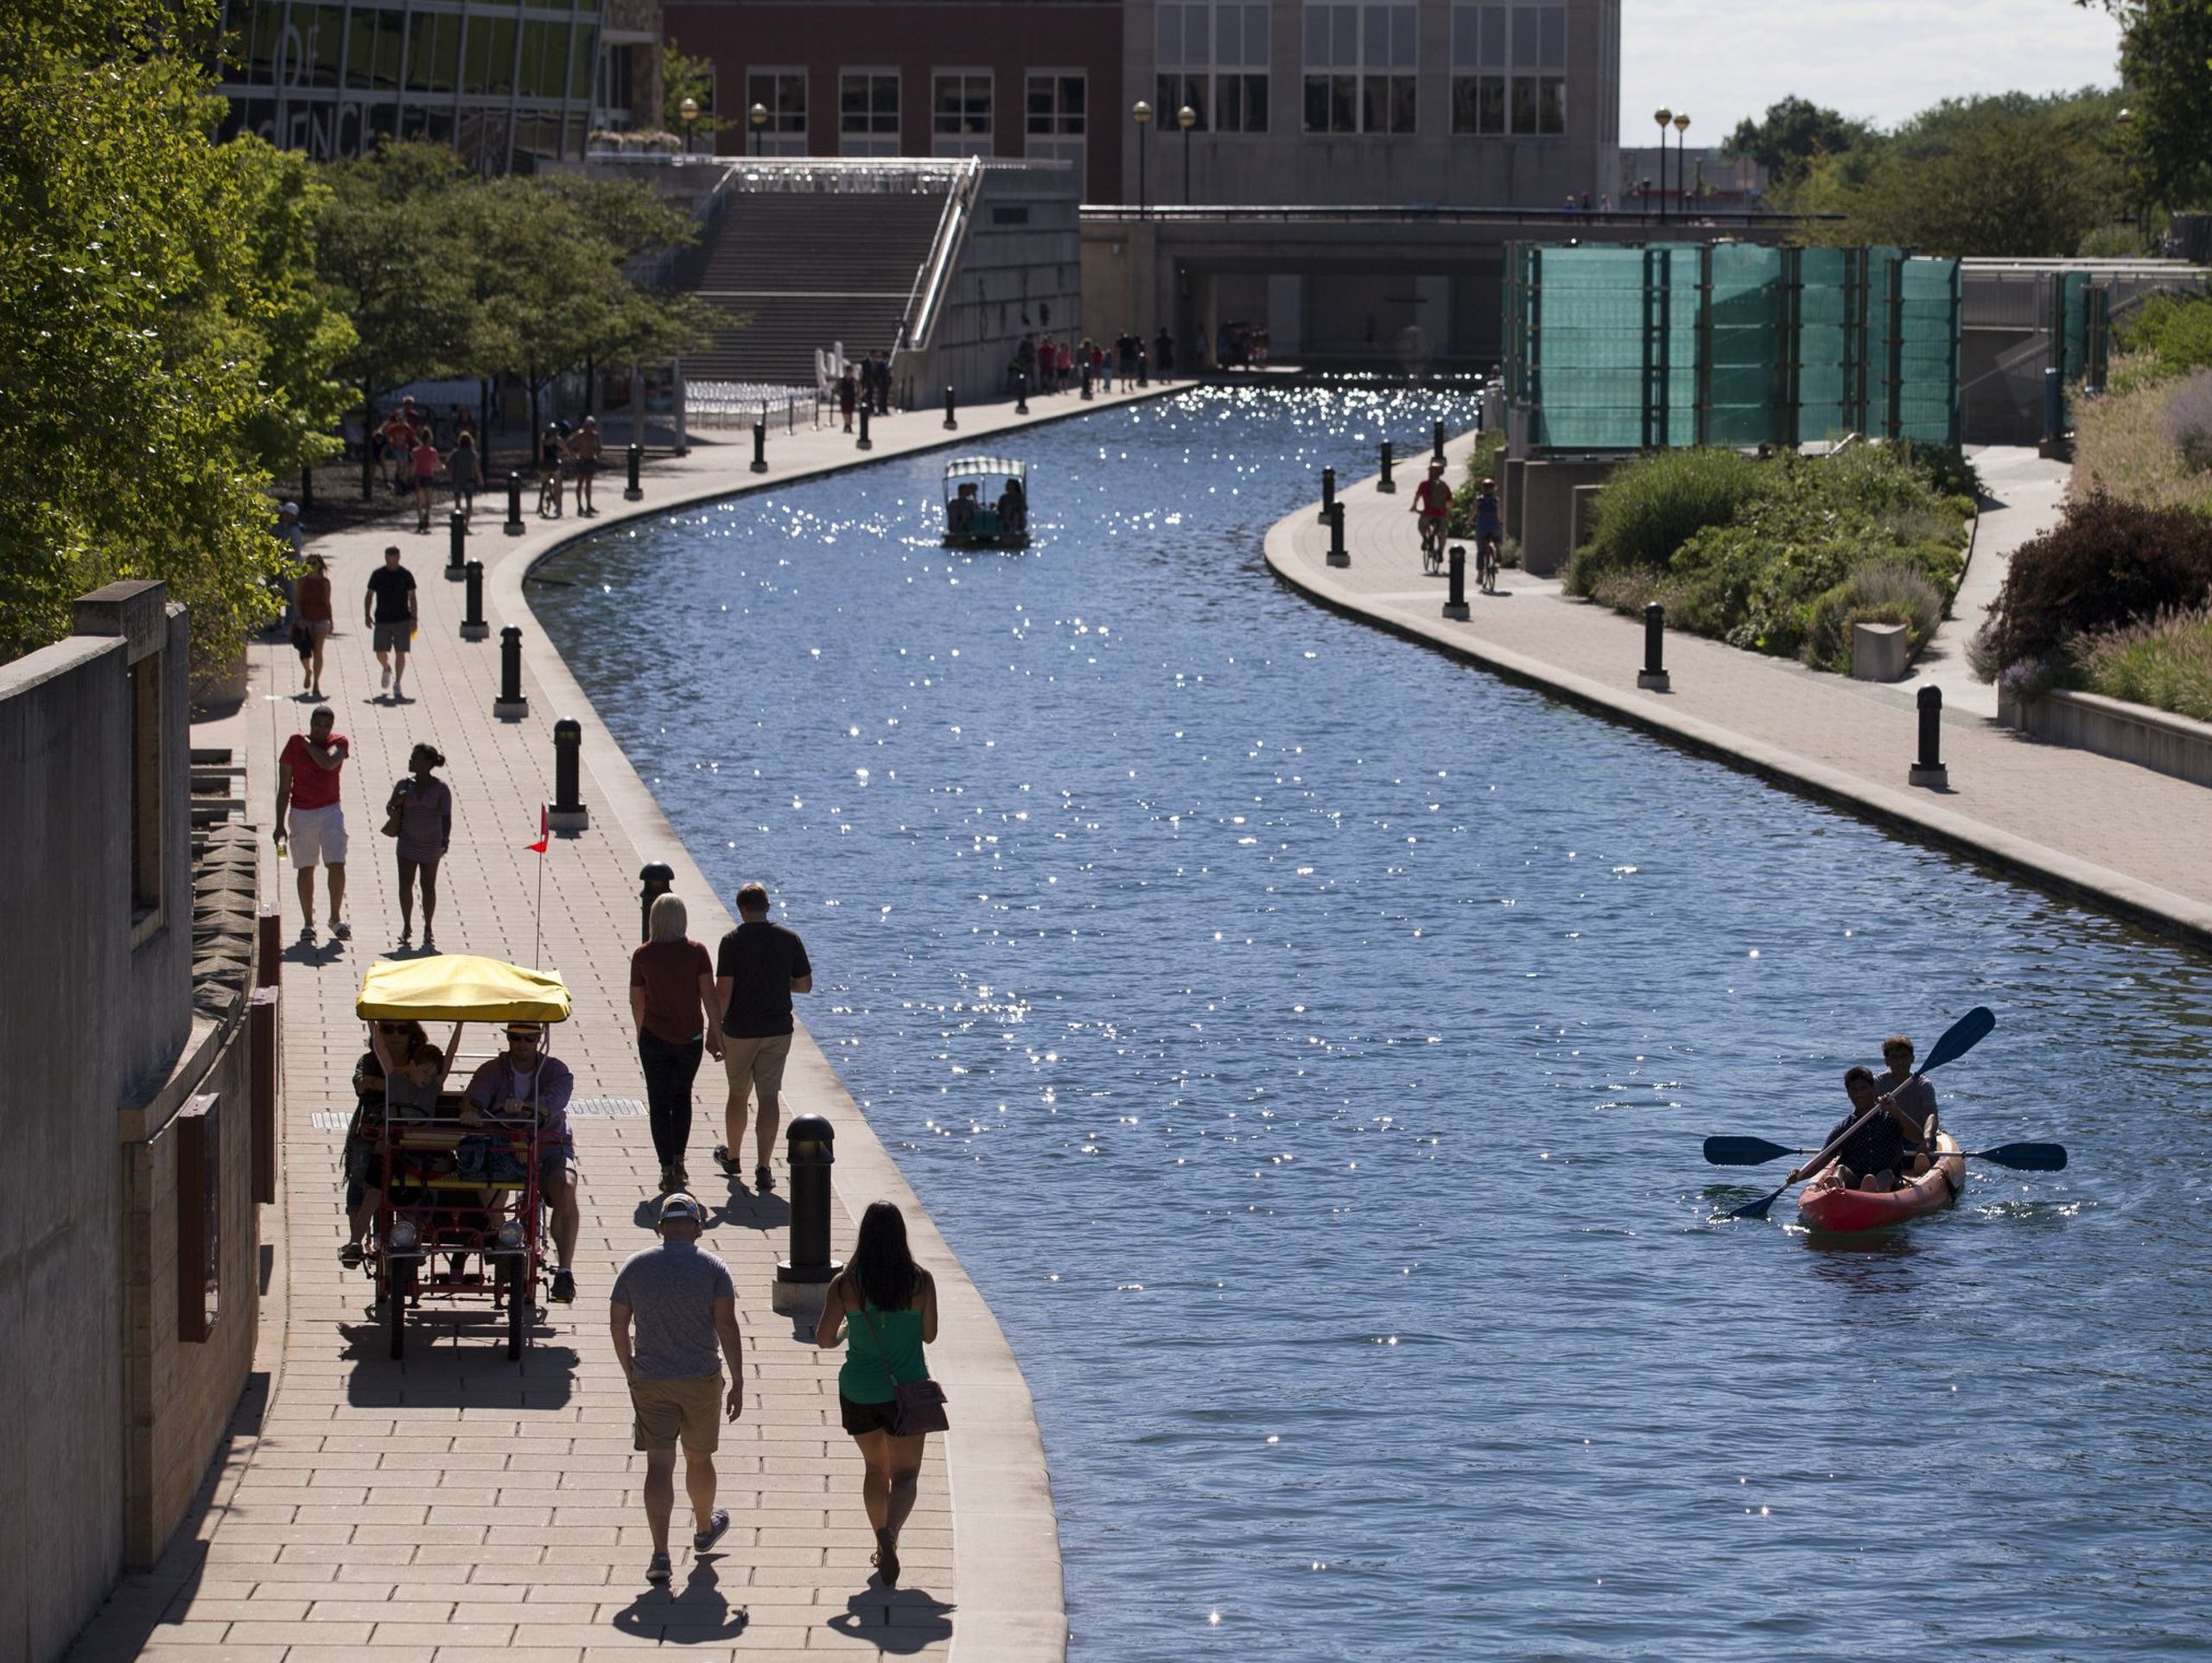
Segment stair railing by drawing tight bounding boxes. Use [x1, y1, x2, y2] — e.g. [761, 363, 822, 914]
[890, 156, 983, 388]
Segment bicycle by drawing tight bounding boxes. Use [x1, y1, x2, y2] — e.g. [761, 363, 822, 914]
[1476, 532, 1500, 593]
[1419, 515, 1446, 575]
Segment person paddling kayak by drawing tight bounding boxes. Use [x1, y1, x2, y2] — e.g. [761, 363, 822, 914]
[1788, 1066, 1935, 1195]
[1874, 1034, 1937, 1136]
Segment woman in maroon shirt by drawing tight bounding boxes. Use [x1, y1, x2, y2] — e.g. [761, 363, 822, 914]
[629, 893, 723, 1192]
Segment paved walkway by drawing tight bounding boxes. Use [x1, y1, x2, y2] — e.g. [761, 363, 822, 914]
[1268, 441, 2212, 951]
[69, 380, 1168, 1663]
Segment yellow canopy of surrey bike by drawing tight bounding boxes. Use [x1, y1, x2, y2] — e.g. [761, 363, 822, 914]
[354, 954, 573, 1024]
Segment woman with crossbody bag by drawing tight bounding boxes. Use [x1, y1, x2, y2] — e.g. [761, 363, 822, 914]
[815, 1201, 945, 1589]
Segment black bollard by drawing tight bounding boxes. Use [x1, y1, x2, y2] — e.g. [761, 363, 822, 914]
[1377, 440, 1396, 493]
[1910, 685, 1948, 788]
[638, 861, 675, 943]
[1326, 502, 1349, 567]
[1081, 359, 1094, 401]
[504, 472, 525, 536]
[493, 625, 529, 719]
[624, 443, 643, 501]
[461, 560, 488, 640]
[750, 419, 768, 474]
[772, 1114, 843, 1314]
[1319, 465, 1337, 524]
[1016, 371, 1030, 416]
[1444, 544, 1469, 619]
[548, 718, 588, 830]
[1637, 603, 1670, 691]
[943, 384, 958, 431]
[1433, 418, 1447, 464]
[856, 401, 873, 452]
[446, 509, 467, 579]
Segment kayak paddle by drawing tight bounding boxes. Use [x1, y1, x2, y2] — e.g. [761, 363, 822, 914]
[1706, 1135, 2064, 1172]
[1727, 1005, 1997, 1221]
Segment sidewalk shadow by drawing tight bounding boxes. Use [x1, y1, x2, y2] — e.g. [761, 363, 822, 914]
[608, 1557, 748, 1644]
[709, 1188, 790, 1232]
[826, 1587, 954, 1653]
[281, 936, 345, 969]
[339, 1314, 578, 1407]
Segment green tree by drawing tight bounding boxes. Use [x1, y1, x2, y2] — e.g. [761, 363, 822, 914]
[663, 37, 721, 149]
[2094, 0, 2212, 211]
[0, 0, 353, 663]
[1723, 95, 1870, 187]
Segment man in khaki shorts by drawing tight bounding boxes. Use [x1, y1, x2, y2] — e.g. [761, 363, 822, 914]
[713, 882, 812, 1192]
[610, 1192, 744, 1586]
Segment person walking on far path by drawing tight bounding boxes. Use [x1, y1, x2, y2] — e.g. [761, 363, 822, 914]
[837, 366, 858, 433]
[294, 553, 334, 699]
[611, 1193, 744, 1587]
[815, 1202, 941, 1590]
[448, 431, 482, 524]
[365, 544, 418, 701]
[571, 416, 604, 517]
[276, 705, 350, 942]
[713, 882, 811, 1193]
[632, 893, 723, 1194]
[409, 427, 442, 534]
[386, 743, 451, 950]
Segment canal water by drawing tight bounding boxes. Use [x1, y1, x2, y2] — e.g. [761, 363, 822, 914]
[537, 387, 2212, 1660]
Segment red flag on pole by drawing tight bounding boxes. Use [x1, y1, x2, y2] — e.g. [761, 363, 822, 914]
[526, 803, 548, 854]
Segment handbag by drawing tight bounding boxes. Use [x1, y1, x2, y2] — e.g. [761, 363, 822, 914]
[859, 1304, 949, 1437]
[380, 783, 404, 838]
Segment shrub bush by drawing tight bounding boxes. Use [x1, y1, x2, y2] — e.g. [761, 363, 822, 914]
[2164, 371, 2212, 473]
[2072, 606, 2212, 722]
[1567, 447, 1771, 594]
[1803, 562, 1947, 673]
[2114, 292, 2212, 379]
[1977, 491, 2212, 674]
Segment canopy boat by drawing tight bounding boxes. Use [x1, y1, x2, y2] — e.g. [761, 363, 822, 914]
[943, 455, 1031, 549]
[1797, 1132, 1965, 1233]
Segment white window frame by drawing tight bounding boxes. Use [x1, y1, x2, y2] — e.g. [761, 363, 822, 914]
[1155, 2, 1271, 135]
[1301, 3, 1416, 136]
[1450, 3, 1565, 136]
[838, 66, 900, 156]
[931, 67, 994, 156]
[745, 65, 808, 156]
[1025, 68, 1088, 175]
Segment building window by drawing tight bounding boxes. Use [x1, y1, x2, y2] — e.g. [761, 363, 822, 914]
[1026, 71, 1087, 172]
[747, 68, 807, 154]
[840, 68, 899, 155]
[1156, 3, 1269, 134]
[1452, 4, 1564, 136]
[1302, 3, 1414, 136]
[932, 70, 993, 156]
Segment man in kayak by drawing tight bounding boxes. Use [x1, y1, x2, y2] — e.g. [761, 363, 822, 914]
[1874, 1035, 1937, 1138]
[1788, 1066, 1935, 1193]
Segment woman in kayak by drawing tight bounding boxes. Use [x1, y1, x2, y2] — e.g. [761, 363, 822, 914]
[1788, 1066, 1934, 1194]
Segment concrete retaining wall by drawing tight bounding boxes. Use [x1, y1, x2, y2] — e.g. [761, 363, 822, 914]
[2006, 687, 2212, 790]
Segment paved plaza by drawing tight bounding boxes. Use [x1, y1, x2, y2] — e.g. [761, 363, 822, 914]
[67, 382, 1165, 1663]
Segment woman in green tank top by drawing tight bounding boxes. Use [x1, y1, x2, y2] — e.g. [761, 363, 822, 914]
[816, 1202, 939, 1589]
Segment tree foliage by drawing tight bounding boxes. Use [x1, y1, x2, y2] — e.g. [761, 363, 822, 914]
[663, 37, 721, 143]
[1722, 96, 1870, 187]
[2097, 0, 2212, 212]
[0, 0, 353, 663]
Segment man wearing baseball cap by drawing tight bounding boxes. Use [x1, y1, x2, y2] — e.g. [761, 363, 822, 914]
[610, 1192, 744, 1585]
[465, 1021, 581, 1301]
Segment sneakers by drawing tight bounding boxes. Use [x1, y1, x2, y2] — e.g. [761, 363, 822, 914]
[671, 1163, 689, 1190]
[874, 1531, 900, 1589]
[658, 1165, 677, 1196]
[331, 919, 352, 941]
[754, 1165, 774, 1194]
[692, 1508, 729, 1553]
[645, 1550, 671, 1585]
[299, 921, 316, 943]
[397, 929, 411, 949]
[550, 1268, 575, 1304]
[420, 928, 435, 951]
[713, 1144, 738, 1177]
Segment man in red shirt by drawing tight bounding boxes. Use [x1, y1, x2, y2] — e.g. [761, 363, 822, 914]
[275, 705, 351, 942]
[1412, 458, 1453, 574]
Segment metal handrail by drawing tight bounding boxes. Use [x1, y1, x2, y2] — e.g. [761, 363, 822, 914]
[894, 156, 982, 364]
[1079, 202, 1840, 225]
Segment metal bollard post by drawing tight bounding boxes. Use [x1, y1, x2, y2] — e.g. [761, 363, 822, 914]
[943, 384, 958, 430]
[504, 472, 525, 536]
[1444, 545, 1470, 619]
[1433, 419, 1447, 464]
[460, 560, 488, 640]
[446, 509, 467, 579]
[1377, 440, 1396, 493]
[1081, 360, 1094, 401]
[624, 444, 643, 501]
[1319, 466, 1337, 524]
[856, 402, 873, 451]
[548, 718, 588, 830]
[493, 625, 529, 720]
[1910, 685, 1949, 788]
[787, 394, 795, 434]
[771, 1114, 844, 1313]
[750, 419, 768, 474]
[1016, 371, 1030, 416]
[1637, 603, 1670, 691]
[1326, 502, 1349, 567]
[638, 861, 675, 943]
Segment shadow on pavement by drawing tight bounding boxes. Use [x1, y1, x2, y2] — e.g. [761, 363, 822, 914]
[338, 1314, 577, 1407]
[826, 1586, 955, 1653]
[608, 1555, 750, 1644]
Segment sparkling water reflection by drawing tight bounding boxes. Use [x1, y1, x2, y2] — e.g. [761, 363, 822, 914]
[537, 387, 2212, 1659]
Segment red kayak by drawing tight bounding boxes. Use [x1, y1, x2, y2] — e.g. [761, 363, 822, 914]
[1797, 1133, 1965, 1232]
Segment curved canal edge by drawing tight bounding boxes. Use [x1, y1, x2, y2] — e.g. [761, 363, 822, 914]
[1264, 443, 2212, 957]
[494, 388, 1179, 1662]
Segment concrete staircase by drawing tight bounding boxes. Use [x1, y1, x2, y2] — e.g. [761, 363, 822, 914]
[685, 193, 950, 384]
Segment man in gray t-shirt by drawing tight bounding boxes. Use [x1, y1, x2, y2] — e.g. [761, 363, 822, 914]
[1874, 1034, 1939, 1137]
[610, 1193, 745, 1585]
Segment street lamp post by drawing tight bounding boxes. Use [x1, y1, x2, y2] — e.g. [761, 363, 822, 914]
[1133, 100, 1153, 217]
[1178, 103, 1197, 205]
[1653, 108, 1671, 222]
[1673, 112, 1691, 215]
[750, 101, 769, 157]
[679, 95, 699, 158]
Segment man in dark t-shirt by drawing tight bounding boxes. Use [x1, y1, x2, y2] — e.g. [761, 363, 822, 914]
[364, 544, 419, 701]
[712, 883, 812, 1192]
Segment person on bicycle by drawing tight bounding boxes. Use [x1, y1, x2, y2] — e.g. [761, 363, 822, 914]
[1473, 476, 1503, 592]
[1413, 460, 1453, 573]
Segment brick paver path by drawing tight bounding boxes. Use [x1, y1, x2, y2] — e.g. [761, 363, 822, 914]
[68, 383, 1164, 1663]
[1268, 441, 2212, 949]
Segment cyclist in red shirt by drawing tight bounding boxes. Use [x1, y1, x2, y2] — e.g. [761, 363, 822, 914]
[1412, 459, 1453, 574]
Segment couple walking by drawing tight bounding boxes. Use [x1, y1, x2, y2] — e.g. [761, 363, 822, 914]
[629, 882, 810, 1195]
